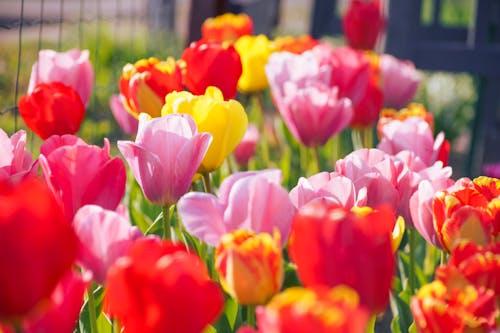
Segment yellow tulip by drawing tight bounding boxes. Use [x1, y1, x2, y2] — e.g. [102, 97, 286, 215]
[215, 229, 284, 305]
[234, 34, 272, 93]
[161, 86, 248, 173]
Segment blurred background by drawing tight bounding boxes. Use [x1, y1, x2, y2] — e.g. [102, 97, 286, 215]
[0, 0, 498, 177]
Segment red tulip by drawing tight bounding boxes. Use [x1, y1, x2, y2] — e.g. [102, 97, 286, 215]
[436, 242, 500, 301]
[19, 82, 85, 140]
[180, 40, 242, 100]
[105, 238, 224, 333]
[432, 176, 500, 251]
[342, 0, 386, 50]
[288, 200, 395, 314]
[0, 178, 77, 321]
[411, 280, 498, 333]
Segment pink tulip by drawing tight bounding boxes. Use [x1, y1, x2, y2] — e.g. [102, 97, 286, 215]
[73, 205, 144, 284]
[118, 113, 212, 206]
[289, 172, 367, 209]
[23, 269, 86, 333]
[377, 117, 448, 166]
[28, 49, 93, 106]
[109, 94, 138, 136]
[39, 135, 126, 220]
[265, 51, 352, 146]
[177, 169, 296, 246]
[233, 124, 259, 166]
[380, 54, 421, 109]
[0, 129, 38, 183]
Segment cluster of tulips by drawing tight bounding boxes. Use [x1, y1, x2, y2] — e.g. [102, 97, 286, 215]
[2, 0, 500, 332]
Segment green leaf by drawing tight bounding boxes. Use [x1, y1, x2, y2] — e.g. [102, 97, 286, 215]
[77, 286, 105, 333]
[224, 297, 240, 330]
[96, 313, 113, 333]
[202, 325, 217, 333]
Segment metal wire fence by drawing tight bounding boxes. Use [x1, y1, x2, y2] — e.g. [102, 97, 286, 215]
[0, 0, 182, 142]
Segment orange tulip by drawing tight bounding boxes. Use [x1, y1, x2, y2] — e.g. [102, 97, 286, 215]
[433, 176, 500, 251]
[215, 229, 283, 305]
[119, 57, 182, 117]
[378, 103, 435, 137]
[256, 286, 369, 333]
[201, 13, 253, 43]
[271, 35, 319, 54]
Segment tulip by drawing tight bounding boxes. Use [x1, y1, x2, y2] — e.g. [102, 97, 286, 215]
[119, 57, 183, 117]
[254, 286, 369, 333]
[161, 86, 247, 173]
[22, 270, 86, 333]
[180, 40, 242, 100]
[342, 0, 386, 50]
[109, 94, 138, 136]
[19, 82, 85, 139]
[377, 117, 449, 167]
[328, 46, 383, 128]
[0, 178, 77, 320]
[215, 229, 283, 305]
[28, 49, 93, 106]
[73, 205, 144, 284]
[39, 135, 126, 220]
[380, 54, 421, 109]
[432, 177, 500, 251]
[0, 129, 38, 183]
[377, 103, 434, 137]
[289, 172, 367, 210]
[234, 34, 272, 93]
[201, 12, 253, 43]
[118, 113, 212, 206]
[265, 51, 353, 147]
[233, 123, 259, 166]
[271, 35, 320, 54]
[105, 238, 224, 333]
[411, 280, 498, 333]
[410, 178, 455, 248]
[288, 201, 396, 314]
[334, 148, 401, 212]
[177, 169, 295, 246]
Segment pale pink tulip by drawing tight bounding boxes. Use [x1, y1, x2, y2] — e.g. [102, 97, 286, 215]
[233, 123, 259, 166]
[28, 49, 93, 106]
[39, 135, 126, 220]
[109, 94, 138, 136]
[23, 270, 86, 333]
[73, 205, 143, 284]
[0, 129, 38, 183]
[335, 148, 401, 212]
[289, 172, 367, 209]
[177, 169, 296, 246]
[377, 117, 448, 166]
[380, 54, 421, 109]
[118, 113, 212, 206]
[265, 51, 352, 146]
[409, 180, 448, 248]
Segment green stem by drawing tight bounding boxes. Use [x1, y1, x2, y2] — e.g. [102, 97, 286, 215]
[366, 315, 376, 333]
[362, 126, 374, 148]
[311, 145, 321, 172]
[162, 205, 172, 240]
[331, 134, 340, 166]
[202, 173, 213, 194]
[254, 93, 271, 167]
[351, 129, 364, 150]
[247, 305, 256, 328]
[87, 286, 98, 333]
[409, 228, 417, 293]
